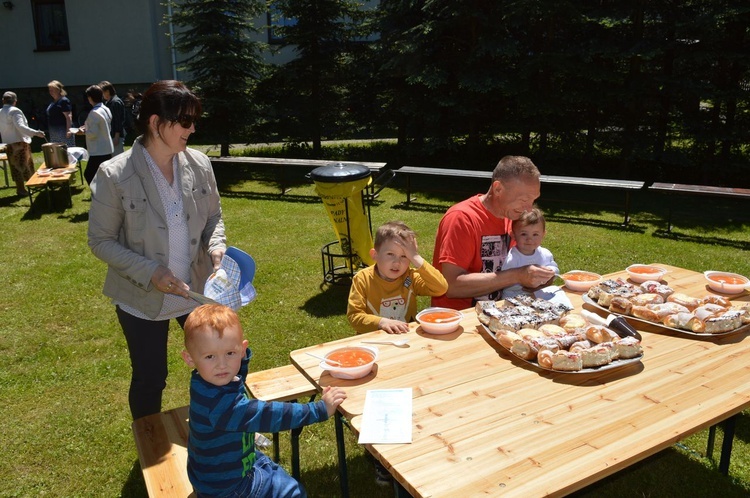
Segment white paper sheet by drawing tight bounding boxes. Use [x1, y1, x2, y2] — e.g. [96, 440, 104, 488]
[357, 388, 413, 444]
[534, 285, 573, 309]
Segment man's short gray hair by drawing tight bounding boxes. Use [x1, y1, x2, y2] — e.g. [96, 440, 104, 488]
[492, 155, 540, 183]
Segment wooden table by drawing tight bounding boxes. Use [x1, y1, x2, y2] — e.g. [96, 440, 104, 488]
[25, 163, 77, 211]
[290, 264, 750, 497]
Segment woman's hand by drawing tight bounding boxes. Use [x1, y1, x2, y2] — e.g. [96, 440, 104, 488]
[151, 265, 189, 297]
[210, 249, 225, 270]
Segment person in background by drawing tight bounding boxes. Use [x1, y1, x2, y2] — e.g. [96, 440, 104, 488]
[100, 81, 126, 156]
[46, 80, 75, 146]
[347, 221, 448, 334]
[0, 91, 46, 196]
[432, 155, 555, 310]
[500, 206, 559, 299]
[124, 90, 142, 140]
[77, 85, 113, 185]
[87, 80, 226, 420]
[182, 304, 347, 498]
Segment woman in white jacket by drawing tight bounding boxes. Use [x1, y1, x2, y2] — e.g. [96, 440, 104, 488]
[79, 85, 113, 185]
[0, 91, 46, 195]
[87, 80, 226, 419]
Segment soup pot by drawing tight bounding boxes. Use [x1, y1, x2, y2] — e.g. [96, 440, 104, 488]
[42, 142, 68, 168]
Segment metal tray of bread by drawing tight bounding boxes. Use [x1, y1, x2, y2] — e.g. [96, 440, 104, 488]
[481, 324, 643, 374]
[581, 294, 750, 337]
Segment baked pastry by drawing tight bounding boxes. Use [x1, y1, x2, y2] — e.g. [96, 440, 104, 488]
[510, 338, 538, 360]
[667, 293, 702, 311]
[537, 349, 554, 369]
[704, 310, 743, 334]
[614, 336, 643, 359]
[632, 302, 689, 322]
[663, 312, 697, 330]
[558, 313, 586, 332]
[702, 294, 731, 308]
[538, 324, 567, 337]
[581, 345, 613, 368]
[639, 280, 674, 300]
[496, 331, 521, 349]
[585, 325, 619, 344]
[551, 351, 583, 371]
[609, 296, 633, 315]
[569, 339, 593, 353]
[529, 337, 560, 354]
[630, 293, 664, 307]
[518, 328, 545, 339]
[554, 334, 584, 349]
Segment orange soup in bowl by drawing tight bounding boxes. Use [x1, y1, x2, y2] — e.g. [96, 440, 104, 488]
[419, 310, 461, 323]
[327, 349, 375, 367]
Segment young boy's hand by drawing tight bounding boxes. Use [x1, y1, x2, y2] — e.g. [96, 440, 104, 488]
[321, 386, 347, 416]
[379, 317, 410, 334]
[396, 234, 424, 268]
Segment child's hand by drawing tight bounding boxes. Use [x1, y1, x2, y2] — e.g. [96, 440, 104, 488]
[321, 386, 347, 416]
[396, 234, 424, 268]
[379, 317, 409, 334]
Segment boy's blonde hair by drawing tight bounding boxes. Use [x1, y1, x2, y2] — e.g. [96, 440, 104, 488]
[512, 206, 546, 231]
[184, 304, 242, 349]
[374, 221, 415, 250]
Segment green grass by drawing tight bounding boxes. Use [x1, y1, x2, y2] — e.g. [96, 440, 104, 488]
[1, 151, 749, 497]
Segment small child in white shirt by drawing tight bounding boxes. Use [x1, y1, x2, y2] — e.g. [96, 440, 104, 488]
[501, 207, 559, 299]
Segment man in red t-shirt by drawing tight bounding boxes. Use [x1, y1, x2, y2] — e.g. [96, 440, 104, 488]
[432, 156, 556, 310]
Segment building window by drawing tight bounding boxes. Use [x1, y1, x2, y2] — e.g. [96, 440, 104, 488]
[267, 6, 297, 44]
[32, 0, 70, 51]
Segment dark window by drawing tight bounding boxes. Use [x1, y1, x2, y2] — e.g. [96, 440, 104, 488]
[32, 0, 70, 51]
[267, 6, 297, 44]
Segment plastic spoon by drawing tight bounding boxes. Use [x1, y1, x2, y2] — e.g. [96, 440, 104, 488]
[306, 352, 343, 366]
[361, 338, 410, 347]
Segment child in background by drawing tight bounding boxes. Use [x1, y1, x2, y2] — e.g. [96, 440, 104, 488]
[347, 221, 449, 334]
[182, 304, 346, 498]
[501, 207, 559, 299]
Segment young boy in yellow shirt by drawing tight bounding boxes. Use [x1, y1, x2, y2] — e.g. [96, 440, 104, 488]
[347, 221, 449, 334]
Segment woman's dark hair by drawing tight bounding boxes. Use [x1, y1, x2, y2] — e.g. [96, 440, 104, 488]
[135, 80, 202, 144]
[85, 85, 104, 104]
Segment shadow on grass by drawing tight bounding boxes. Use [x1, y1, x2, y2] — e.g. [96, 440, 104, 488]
[301, 284, 350, 318]
[121, 460, 148, 498]
[571, 445, 750, 498]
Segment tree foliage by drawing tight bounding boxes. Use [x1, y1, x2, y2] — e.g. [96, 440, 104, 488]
[168, 0, 269, 156]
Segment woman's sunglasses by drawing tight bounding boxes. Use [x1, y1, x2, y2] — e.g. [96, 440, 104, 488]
[167, 114, 199, 129]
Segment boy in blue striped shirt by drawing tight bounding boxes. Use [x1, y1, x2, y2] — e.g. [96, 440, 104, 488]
[182, 304, 347, 497]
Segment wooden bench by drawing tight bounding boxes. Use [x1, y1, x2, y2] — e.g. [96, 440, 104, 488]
[244, 364, 318, 480]
[131, 367, 317, 497]
[396, 165, 645, 225]
[649, 182, 750, 232]
[210, 156, 387, 195]
[132, 406, 195, 497]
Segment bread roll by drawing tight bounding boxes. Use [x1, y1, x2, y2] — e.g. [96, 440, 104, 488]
[702, 294, 731, 308]
[510, 339, 538, 360]
[662, 312, 696, 330]
[630, 293, 664, 307]
[496, 331, 521, 349]
[609, 296, 632, 315]
[559, 313, 587, 332]
[537, 349, 554, 369]
[585, 325, 619, 344]
[631, 305, 660, 322]
[667, 293, 701, 311]
[569, 340, 593, 353]
[538, 323, 567, 337]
